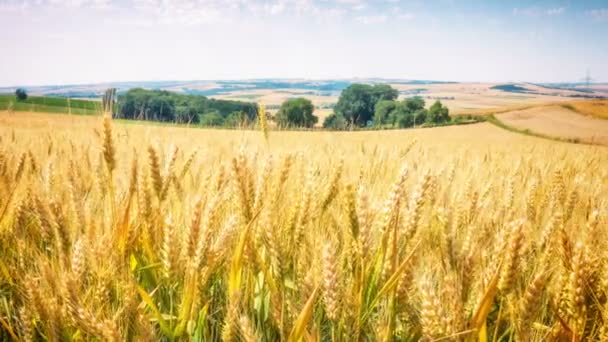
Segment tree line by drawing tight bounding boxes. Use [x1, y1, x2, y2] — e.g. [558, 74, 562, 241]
[276, 84, 451, 130]
[12, 84, 451, 130]
[322, 84, 450, 129]
[114, 88, 258, 127]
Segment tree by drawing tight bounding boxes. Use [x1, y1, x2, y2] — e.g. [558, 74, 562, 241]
[371, 84, 399, 103]
[15, 88, 27, 101]
[200, 111, 224, 126]
[403, 97, 427, 127]
[413, 109, 428, 126]
[102, 88, 117, 113]
[175, 105, 200, 124]
[275, 98, 318, 128]
[404, 97, 425, 112]
[148, 96, 175, 121]
[374, 100, 397, 126]
[427, 100, 450, 123]
[335, 84, 399, 128]
[392, 102, 414, 128]
[224, 111, 250, 128]
[335, 84, 371, 127]
[322, 113, 348, 130]
[115, 88, 257, 126]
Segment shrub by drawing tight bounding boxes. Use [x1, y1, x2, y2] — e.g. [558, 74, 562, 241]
[15, 88, 27, 101]
[323, 113, 348, 130]
[275, 98, 318, 128]
[200, 111, 224, 126]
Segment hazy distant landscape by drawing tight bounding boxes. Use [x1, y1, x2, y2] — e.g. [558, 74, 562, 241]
[3, 78, 607, 123]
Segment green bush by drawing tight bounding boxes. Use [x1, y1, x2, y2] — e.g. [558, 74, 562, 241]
[200, 112, 224, 126]
[15, 88, 28, 101]
[275, 98, 318, 128]
[323, 113, 348, 130]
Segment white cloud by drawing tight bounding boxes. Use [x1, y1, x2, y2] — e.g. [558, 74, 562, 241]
[334, 0, 364, 4]
[588, 8, 608, 21]
[0, 0, 114, 10]
[132, 0, 249, 25]
[264, 1, 286, 15]
[47, 0, 105, 6]
[352, 3, 366, 11]
[355, 14, 386, 24]
[0, 1, 29, 12]
[513, 7, 540, 17]
[130, 0, 351, 25]
[546, 7, 565, 16]
[398, 12, 414, 20]
[513, 6, 565, 17]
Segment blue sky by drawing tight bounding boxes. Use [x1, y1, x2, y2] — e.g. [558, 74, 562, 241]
[0, 0, 607, 86]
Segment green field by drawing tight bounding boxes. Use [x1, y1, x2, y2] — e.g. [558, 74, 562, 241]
[0, 94, 101, 115]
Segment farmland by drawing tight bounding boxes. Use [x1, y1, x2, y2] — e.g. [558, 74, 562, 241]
[497, 104, 608, 145]
[4, 80, 607, 123]
[0, 94, 100, 115]
[0, 111, 607, 340]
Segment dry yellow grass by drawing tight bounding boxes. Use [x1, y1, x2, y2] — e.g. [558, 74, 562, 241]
[0, 111, 607, 341]
[567, 99, 608, 119]
[498, 105, 608, 145]
[393, 83, 544, 115]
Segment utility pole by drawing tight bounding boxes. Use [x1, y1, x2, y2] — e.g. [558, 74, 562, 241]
[581, 70, 594, 89]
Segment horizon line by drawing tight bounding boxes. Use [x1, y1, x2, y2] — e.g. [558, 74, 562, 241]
[1, 78, 607, 89]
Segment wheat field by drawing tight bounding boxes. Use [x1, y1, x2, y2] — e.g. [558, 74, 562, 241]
[0, 111, 607, 341]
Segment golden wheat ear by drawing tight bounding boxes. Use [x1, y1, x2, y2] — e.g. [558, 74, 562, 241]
[102, 115, 116, 174]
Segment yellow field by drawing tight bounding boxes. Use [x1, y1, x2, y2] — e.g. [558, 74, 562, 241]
[568, 99, 608, 119]
[391, 82, 570, 115]
[1, 112, 607, 341]
[497, 105, 608, 145]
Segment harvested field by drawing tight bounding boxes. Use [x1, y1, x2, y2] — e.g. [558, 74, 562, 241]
[498, 105, 608, 145]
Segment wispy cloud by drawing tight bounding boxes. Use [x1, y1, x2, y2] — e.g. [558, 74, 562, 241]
[129, 0, 353, 25]
[398, 12, 414, 20]
[264, 1, 287, 15]
[513, 6, 565, 17]
[587, 8, 608, 21]
[47, 0, 113, 8]
[0, 0, 29, 12]
[546, 7, 565, 16]
[132, 0, 248, 25]
[0, 0, 114, 11]
[355, 14, 386, 24]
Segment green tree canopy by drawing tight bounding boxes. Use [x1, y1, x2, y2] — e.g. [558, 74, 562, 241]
[322, 113, 348, 130]
[404, 97, 425, 112]
[335, 84, 398, 127]
[427, 100, 450, 123]
[374, 100, 397, 126]
[115, 88, 257, 126]
[175, 104, 200, 124]
[200, 111, 224, 126]
[224, 111, 251, 128]
[275, 98, 318, 128]
[373, 96, 430, 128]
[371, 84, 399, 104]
[15, 88, 27, 101]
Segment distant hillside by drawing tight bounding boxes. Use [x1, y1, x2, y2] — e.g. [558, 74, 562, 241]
[0, 79, 458, 99]
[491, 83, 606, 99]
